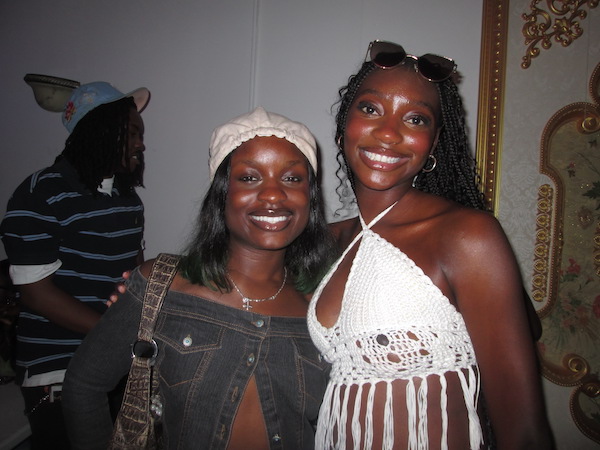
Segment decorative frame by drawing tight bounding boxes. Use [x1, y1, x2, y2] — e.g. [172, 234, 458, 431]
[522, 0, 599, 69]
[476, 0, 600, 443]
[477, 0, 599, 210]
[535, 62, 600, 444]
[477, 0, 509, 213]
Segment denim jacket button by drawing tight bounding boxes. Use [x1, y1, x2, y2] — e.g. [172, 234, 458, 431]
[253, 319, 265, 328]
[271, 434, 281, 443]
[247, 354, 255, 365]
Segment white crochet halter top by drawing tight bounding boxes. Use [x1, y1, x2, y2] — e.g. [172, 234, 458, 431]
[307, 203, 483, 450]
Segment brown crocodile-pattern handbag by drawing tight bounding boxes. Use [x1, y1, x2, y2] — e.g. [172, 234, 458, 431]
[109, 253, 180, 450]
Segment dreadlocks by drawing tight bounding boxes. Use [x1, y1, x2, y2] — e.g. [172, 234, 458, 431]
[60, 97, 142, 195]
[333, 60, 488, 212]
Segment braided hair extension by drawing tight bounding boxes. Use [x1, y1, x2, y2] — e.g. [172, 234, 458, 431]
[333, 61, 376, 212]
[414, 79, 487, 210]
[60, 97, 141, 195]
[333, 61, 488, 213]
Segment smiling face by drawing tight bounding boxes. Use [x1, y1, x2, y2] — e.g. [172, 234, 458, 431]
[343, 66, 441, 194]
[225, 136, 311, 255]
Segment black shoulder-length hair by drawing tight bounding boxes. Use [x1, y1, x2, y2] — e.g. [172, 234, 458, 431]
[60, 97, 142, 195]
[179, 153, 337, 294]
[333, 61, 488, 212]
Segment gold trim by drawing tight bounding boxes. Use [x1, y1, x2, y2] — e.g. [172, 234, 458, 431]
[537, 61, 600, 444]
[540, 353, 600, 443]
[595, 223, 600, 277]
[478, 1, 600, 441]
[521, 0, 599, 69]
[540, 354, 600, 442]
[541, 353, 590, 387]
[571, 380, 600, 442]
[537, 100, 600, 316]
[532, 185, 553, 302]
[476, 0, 509, 214]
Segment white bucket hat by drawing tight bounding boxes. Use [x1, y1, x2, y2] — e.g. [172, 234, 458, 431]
[208, 107, 317, 180]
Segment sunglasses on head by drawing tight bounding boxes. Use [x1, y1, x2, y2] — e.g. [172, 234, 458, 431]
[366, 40, 456, 83]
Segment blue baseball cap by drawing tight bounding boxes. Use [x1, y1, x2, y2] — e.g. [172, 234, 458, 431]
[62, 81, 150, 133]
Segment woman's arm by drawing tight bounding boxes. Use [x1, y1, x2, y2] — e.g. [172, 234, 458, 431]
[62, 280, 143, 450]
[446, 212, 554, 449]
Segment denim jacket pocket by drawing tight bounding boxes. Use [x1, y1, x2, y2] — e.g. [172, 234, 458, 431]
[154, 311, 225, 386]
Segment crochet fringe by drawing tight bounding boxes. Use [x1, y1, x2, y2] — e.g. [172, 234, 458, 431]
[315, 369, 484, 450]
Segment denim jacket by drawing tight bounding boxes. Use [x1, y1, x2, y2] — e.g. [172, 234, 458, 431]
[63, 267, 330, 450]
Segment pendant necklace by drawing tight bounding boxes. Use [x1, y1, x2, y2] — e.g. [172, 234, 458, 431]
[229, 268, 287, 311]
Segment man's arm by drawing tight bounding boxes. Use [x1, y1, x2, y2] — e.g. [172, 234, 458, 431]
[18, 275, 101, 334]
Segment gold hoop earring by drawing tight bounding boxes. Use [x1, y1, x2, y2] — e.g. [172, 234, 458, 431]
[422, 155, 437, 173]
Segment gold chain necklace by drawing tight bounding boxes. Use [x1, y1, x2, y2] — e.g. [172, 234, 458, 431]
[229, 268, 287, 311]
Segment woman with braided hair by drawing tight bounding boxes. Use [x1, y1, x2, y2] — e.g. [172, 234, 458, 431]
[307, 41, 553, 449]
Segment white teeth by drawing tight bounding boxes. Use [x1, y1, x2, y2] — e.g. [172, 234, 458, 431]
[364, 150, 401, 164]
[251, 215, 288, 224]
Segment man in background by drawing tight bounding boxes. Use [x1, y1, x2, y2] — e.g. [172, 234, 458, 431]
[0, 81, 150, 449]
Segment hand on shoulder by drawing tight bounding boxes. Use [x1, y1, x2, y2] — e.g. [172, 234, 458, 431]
[107, 269, 134, 307]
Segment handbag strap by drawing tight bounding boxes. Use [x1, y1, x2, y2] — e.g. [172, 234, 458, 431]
[138, 253, 180, 343]
[109, 253, 180, 449]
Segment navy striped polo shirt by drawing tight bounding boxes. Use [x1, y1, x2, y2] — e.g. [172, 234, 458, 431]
[0, 157, 144, 381]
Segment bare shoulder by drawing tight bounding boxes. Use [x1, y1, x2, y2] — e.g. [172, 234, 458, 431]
[418, 202, 514, 276]
[433, 204, 520, 288]
[438, 204, 505, 247]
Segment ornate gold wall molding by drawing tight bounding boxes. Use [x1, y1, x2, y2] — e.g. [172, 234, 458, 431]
[477, 0, 509, 213]
[533, 185, 554, 302]
[521, 0, 598, 69]
[595, 222, 600, 277]
[571, 366, 600, 443]
[479, 0, 600, 443]
[537, 62, 600, 444]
